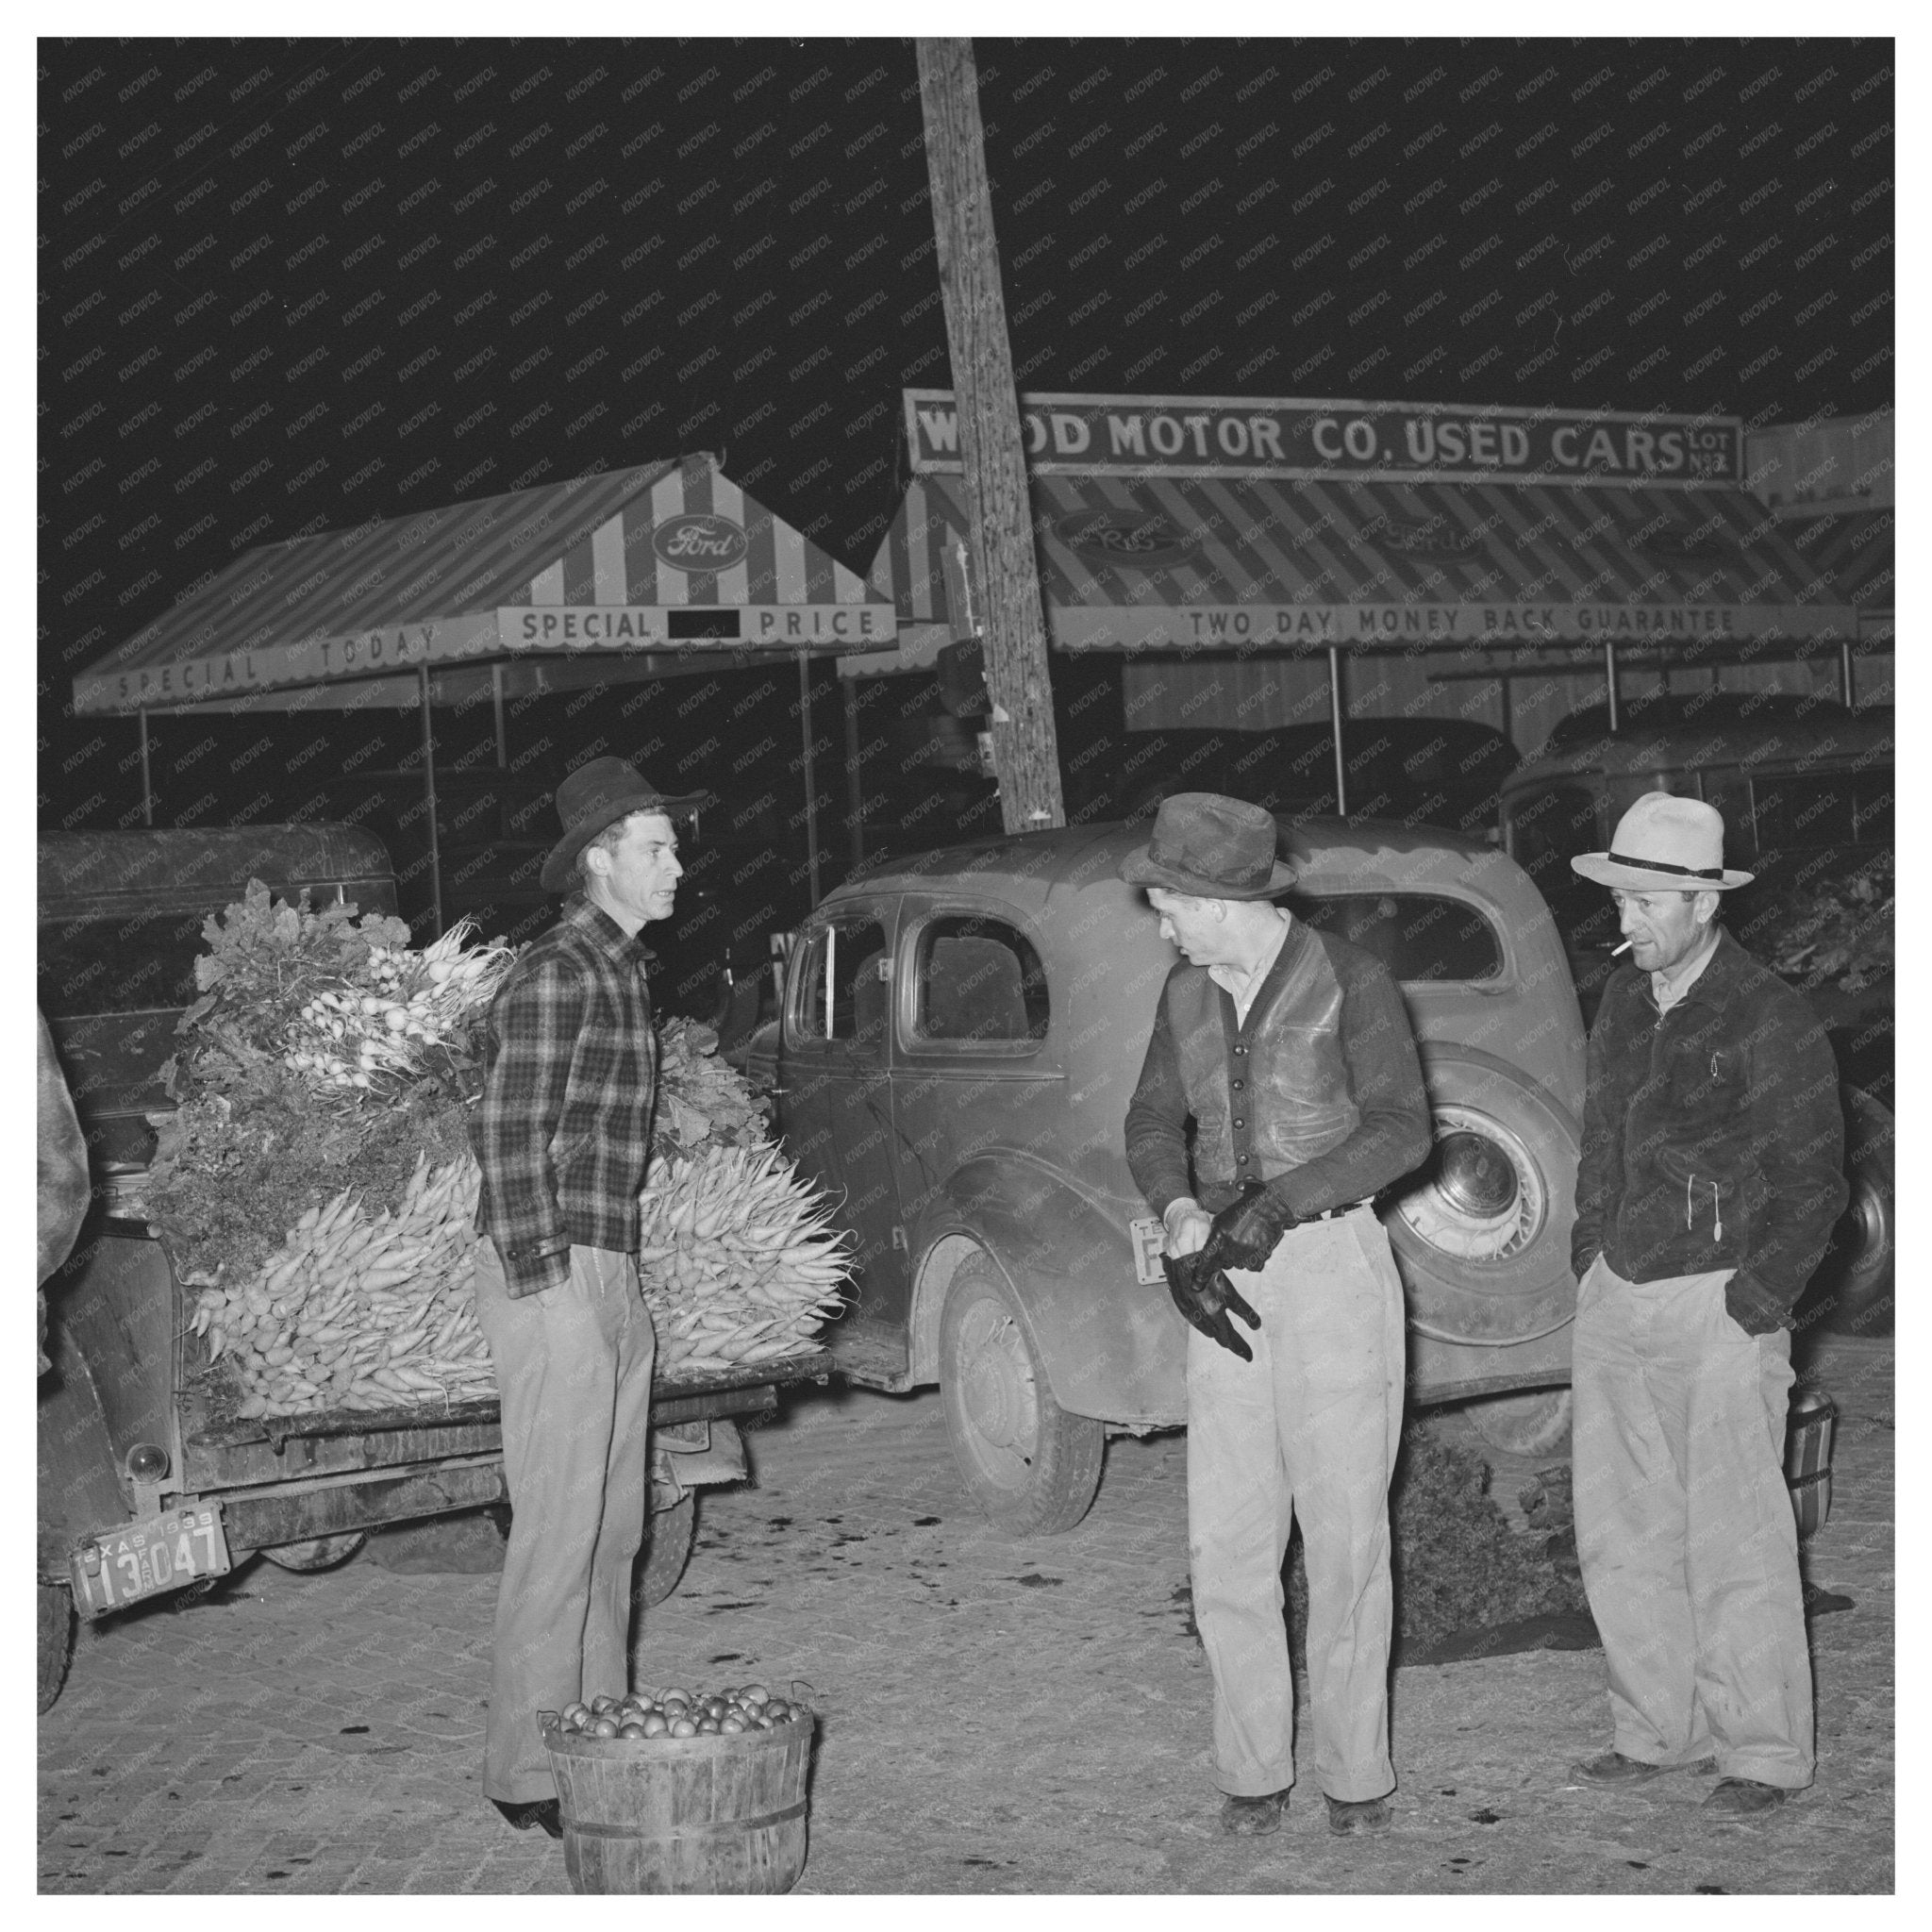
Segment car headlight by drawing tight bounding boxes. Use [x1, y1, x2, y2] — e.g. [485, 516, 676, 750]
[1392, 1105, 1548, 1261]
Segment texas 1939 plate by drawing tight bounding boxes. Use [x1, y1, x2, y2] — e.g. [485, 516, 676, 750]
[70, 1505, 231, 1619]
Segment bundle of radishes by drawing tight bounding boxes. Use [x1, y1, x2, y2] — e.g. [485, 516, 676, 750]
[637, 1142, 854, 1374]
[284, 918, 516, 1093]
[190, 1151, 489, 1417]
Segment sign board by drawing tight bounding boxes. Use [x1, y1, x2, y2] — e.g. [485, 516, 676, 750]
[496, 606, 896, 649]
[1051, 602, 1851, 651]
[905, 390, 1743, 490]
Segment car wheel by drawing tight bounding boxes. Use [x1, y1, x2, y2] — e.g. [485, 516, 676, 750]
[258, 1532, 368, 1572]
[939, 1253, 1104, 1536]
[1383, 1052, 1579, 1338]
[1803, 1086, 1894, 1338]
[39, 1581, 75, 1714]
[1460, 1386, 1574, 1457]
[637, 1492, 697, 1608]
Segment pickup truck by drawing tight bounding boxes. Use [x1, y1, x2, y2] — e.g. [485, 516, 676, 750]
[37, 825, 826, 1711]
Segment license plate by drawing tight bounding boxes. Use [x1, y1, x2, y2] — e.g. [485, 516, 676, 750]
[70, 1505, 231, 1619]
[1128, 1216, 1167, 1287]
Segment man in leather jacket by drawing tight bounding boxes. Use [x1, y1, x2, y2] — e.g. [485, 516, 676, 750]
[1121, 794, 1432, 1840]
[1565, 792, 1847, 1820]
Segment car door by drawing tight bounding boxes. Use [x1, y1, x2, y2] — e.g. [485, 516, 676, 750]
[774, 899, 911, 1374]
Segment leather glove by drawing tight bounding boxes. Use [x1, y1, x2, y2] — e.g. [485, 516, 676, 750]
[1202, 1179, 1297, 1274]
[1724, 1269, 1790, 1337]
[1161, 1249, 1263, 1362]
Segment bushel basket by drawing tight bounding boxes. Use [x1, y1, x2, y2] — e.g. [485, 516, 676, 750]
[540, 1709, 814, 1894]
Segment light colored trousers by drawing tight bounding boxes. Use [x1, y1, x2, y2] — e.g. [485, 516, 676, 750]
[1185, 1207, 1406, 1802]
[1572, 1255, 1814, 1789]
[473, 1237, 656, 1804]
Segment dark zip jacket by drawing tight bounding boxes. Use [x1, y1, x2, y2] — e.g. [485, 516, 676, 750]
[1572, 925, 1847, 1323]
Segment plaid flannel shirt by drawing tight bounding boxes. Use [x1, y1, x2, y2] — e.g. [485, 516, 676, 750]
[471, 895, 658, 1296]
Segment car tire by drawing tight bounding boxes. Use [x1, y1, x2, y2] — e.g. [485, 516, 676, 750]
[939, 1253, 1104, 1537]
[39, 1581, 75, 1714]
[1802, 1085, 1894, 1338]
[1383, 1050, 1580, 1327]
[1460, 1386, 1574, 1457]
[258, 1532, 368, 1573]
[637, 1492, 697, 1608]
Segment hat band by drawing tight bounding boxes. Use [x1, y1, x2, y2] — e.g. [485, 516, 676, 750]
[1605, 847, 1724, 881]
[1155, 846, 1268, 890]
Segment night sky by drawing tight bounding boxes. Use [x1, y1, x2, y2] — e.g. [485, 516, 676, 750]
[36, 35, 1894, 982]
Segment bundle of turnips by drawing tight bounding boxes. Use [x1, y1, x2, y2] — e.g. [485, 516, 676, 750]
[284, 919, 517, 1094]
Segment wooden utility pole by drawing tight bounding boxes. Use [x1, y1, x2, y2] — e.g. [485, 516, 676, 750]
[916, 38, 1065, 835]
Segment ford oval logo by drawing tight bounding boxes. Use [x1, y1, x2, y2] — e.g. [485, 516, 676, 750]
[1055, 512, 1193, 567]
[651, 513, 749, 573]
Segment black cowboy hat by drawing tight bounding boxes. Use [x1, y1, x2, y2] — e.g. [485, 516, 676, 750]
[541, 757, 710, 893]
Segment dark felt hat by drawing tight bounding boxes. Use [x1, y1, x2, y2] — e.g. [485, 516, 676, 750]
[541, 757, 709, 892]
[1118, 792, 1296, 901]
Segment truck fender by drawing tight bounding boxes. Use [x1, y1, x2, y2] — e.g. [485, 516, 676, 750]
[37, 1325, 127, 1580]
[648, 1418, 747, 1506]
[907, 1152, 1187, 1428]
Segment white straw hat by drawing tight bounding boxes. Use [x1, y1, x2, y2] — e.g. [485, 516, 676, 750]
[1571, 791, 1753, 891]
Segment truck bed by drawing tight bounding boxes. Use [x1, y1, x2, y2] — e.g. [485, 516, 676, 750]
[181, 1346, 836, 1457]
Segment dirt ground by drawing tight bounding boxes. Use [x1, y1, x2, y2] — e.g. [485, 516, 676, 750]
[38, 1331, 1891, 1895]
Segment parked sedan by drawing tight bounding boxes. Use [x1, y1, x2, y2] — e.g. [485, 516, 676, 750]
[752, 818, 1588, 1533]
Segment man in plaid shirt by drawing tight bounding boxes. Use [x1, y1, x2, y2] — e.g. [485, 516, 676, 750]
[470, 756, 706, 1837]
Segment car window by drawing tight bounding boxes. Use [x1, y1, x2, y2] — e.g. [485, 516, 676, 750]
[1291, 893, 1505, 984]
[790, 916, 890, 1046]
[1695, 774, 1757, 863]
[911, 915, 1050, 1045]
[1605, 774, 1689, 821]
[1854, 773, 1893, 846]
[1504, 784, 1601, 900]
[37, 911, 208, 1018]
[1749, 772, 1857, 854]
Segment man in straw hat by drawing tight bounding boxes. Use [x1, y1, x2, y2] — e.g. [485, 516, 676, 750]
[470, 756, 708, 1836]
[1120, 793, 1432, 1839]
[1565, 791, 1846, 1819]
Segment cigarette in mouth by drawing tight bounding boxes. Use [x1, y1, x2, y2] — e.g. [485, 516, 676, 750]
[1610, 940, 1633, 956]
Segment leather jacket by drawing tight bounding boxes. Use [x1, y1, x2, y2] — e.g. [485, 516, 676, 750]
[1125, 920, 1432, 1222]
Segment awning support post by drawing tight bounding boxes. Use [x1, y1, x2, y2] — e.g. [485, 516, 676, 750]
[492, 662, 508, 768]
[419, 665, 444, 939]
[798, 650, 821, 910]
[842, 675, 864, 872]
[137, 708, 153, 827]
[1326, 645, 1347, 817]
[1604, 639, 1620, 734]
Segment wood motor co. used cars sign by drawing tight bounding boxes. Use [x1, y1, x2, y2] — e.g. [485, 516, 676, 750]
[904, 390, 1743, 489]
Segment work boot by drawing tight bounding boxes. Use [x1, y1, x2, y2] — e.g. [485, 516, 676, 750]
[1570, 1750, 1669, 1786]
[1703, 1779, 1788, 1818]
[1219, 1789, 1289, 1836]
[1325, 1795, 1391, 1836]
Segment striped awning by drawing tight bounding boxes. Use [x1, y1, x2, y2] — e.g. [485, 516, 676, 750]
[1774, 508, 1894, 611]
[74, 454, 894, 715]
[863, 473, 1858, 657]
